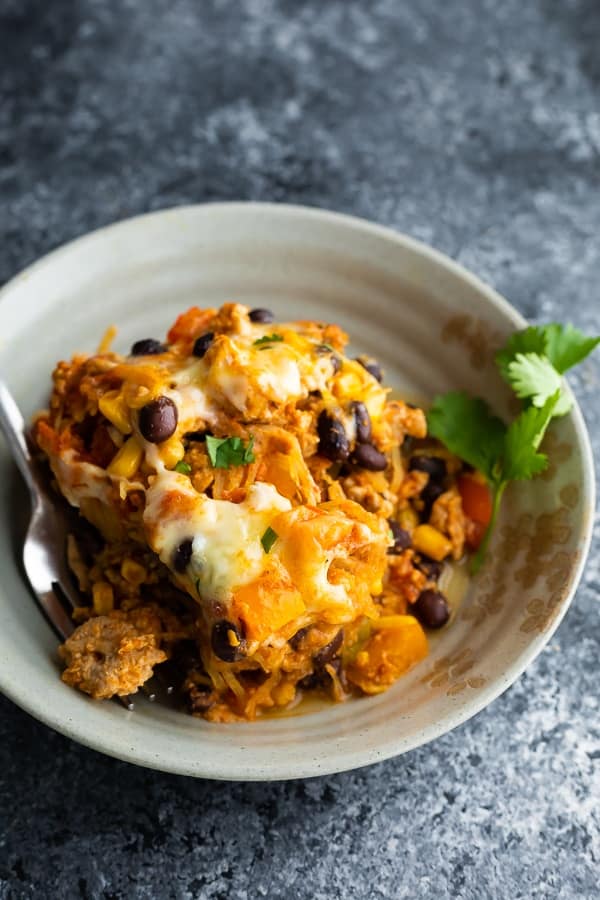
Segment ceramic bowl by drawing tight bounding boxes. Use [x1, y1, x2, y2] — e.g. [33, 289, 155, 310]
[0, 204, 594, 780]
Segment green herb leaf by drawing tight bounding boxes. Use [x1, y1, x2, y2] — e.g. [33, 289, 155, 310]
[427, 392, 506, 482]
[495, 326, 548, 379]
[261, 526, 278, 553]
[501, 392, 558, 481]
[506, 352, 564, 407]
[427, 390, 561, 574]
[496, 323, 600, 377]
[253, 333, 284, 347]
[316, 343, 335, 353]
[174, 460, 192, 475]
[206, 435, 256, 469]
[541, 323, 600, 374]
[505, 350, 573, 417]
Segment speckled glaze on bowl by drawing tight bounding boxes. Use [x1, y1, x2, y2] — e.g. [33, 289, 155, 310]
[0, 204, 594, 780]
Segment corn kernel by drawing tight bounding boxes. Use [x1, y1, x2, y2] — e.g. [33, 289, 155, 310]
[92, 581, 114, 615]
[159, 436, 185, 469]
[107, 436, 143, 479]
[412, 524, 452, 562]
[121, 558, 147, 586]
[397, 506, 419, 533]
[99, 390, 131, 434]
[123, 383, 157, 409]
[227, 628, 240, 647]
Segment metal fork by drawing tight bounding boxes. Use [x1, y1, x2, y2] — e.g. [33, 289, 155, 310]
[0, 382, 81, 638]
[0, 381, 137, 710]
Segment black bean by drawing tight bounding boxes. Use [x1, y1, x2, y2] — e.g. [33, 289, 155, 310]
[313, 629, 344, 669]
[415, 554, 443, 580]
[289, 627, 310, 651]
[387, 520, 411, 554]
[211, 620, 246, 662]
[299, 635, 344, 691]
[350, 401, 372, 444]
[138, 396, 178, 443]
[420, 481, 445, 520]
[413, 590, 450, 628]
[184, 430, 210, 442]
[130, 338, 167, 356]
[249, 308, 274, 323]
[317, 410, 350, 462]
[192, 332, 214, 358]
[356, 356, 383, 383]
[173, 538, 193, 573]
[410, 455, 447, 480]
[351, 442, 387, 471]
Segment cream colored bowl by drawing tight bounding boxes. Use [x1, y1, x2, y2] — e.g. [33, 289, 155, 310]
[0, 204, 594, 780]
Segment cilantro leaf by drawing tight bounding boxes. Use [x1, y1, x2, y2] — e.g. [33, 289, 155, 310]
[261, 526, 278, 553]
[501, 392, 558, 481]
[253, 334, 284, 347]
[541, 323, 600, 374]
[506, 352, 563, 405]
[506, 352, 572, 417]
[427, 393, 506, 482]
[428, 391, 560, 574]
[174, 460, 192, 475]
[206, 435, 255, 469]
[495, 326, 548, 379]
[497, 322, 600, 378]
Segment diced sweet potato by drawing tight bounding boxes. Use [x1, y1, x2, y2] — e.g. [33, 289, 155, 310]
[231, 564, 306, 642]
[345, 615, 428, 694]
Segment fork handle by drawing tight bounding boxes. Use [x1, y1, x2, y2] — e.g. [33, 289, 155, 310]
[0, 381, 39, 499]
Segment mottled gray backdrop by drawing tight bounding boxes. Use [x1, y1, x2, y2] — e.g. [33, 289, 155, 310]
[1, 1, 599, 898]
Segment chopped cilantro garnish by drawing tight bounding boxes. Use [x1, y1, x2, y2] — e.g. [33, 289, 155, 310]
[428, 321, 599, 572]
[261, 526, 278, 553]
[253, 334, 284, 347]
[174, 460, 192, 475]
[206, 435, 255, 469]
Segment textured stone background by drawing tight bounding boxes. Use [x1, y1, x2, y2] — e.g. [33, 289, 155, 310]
[1, 1, 599, 898]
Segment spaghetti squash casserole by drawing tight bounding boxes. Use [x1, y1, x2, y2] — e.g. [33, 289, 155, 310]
[33, 303, 482, 721]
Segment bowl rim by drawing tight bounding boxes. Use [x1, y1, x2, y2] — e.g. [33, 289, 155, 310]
[0, 201, 595, 780]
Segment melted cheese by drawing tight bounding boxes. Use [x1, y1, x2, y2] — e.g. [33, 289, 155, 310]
[205, 337, 304, 413]
[51, 450, 143, 507]
[143, 474, 292, 600]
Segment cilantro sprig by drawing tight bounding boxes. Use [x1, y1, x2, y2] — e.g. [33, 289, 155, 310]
[428, 322, 598, 573]
[206, 435, 255, 469]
